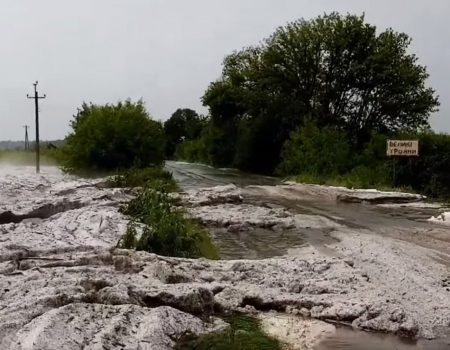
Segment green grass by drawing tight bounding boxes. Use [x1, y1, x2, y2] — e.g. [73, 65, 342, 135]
[119, 183, 219, 260]
[175, 315, 282, 350]
[187, 220, 220, 260]
[109, 166, 178, 191]
[292, 171, 415, 193]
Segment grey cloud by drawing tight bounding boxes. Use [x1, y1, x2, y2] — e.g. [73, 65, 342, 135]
[0, 0, 448, 140]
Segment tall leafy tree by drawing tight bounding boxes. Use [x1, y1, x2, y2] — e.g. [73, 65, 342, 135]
[202, 13, 439, 173]
[164, 108, 205, 158]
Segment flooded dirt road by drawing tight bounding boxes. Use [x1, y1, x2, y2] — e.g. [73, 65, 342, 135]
[167, 161, 450, 261]
[166, 160, 279, 189]
[168, 161, 450, 349]
[0, 162, 449, 350]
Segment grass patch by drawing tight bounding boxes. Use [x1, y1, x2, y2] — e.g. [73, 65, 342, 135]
[119, 183, 219, 259]
[175, 315, 282, 350]
[188, 219, 220, 260]
[292, 170, 415, 193]
[109, 166, 178, 191]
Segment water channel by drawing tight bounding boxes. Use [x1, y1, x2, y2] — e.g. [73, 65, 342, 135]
[166, 161, 450, 350]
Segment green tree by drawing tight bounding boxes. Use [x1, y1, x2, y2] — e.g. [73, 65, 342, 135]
[164, 108, 205, 158]
[278, 123, 351, 176]
[202, 13, 439, 174]
[201, 81, 245, 167]
[264, 14, 439, 141]
[395, 132, 450, 197]
[61, 100, 165, 172]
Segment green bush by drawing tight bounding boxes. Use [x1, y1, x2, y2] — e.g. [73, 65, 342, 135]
[394, 132, 450, 198]
[203, 124, 237, 168]
[278, 123, 352, 177]
[119, 184, 219, 259]
[287, 130, 450, 198]
[164, 108, 206, 158]
[334, 165, 392, 189]
[292, 164, 392, 190]
[175, 139, 208, 164]
[234, 115, 282, 174]
[60, 100, 165, 173]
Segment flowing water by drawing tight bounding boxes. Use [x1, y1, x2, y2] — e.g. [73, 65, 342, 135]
[316, 327, 450, 350]
[166, 161, 279, 189]
[166, 161, 450, 350]
[167, 161, 447, 260]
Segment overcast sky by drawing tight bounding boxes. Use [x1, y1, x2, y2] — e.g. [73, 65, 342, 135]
[1, 0, 449, 140]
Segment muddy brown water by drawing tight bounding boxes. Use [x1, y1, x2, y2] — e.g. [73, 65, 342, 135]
[315, 327, 450, 350]
[167, 161, 448, 260]
[166, 161, 279, 189]
[209, 226, 318, 259]
[166, 161, 450, 350]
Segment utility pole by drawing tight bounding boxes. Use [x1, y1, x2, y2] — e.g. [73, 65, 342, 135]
[23, 125, 30, 150]
[27, 81, 46, 173]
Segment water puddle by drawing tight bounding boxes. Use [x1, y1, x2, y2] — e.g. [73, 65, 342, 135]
[210, 226, 311, 259]
[315, 327, 450, 350]
[376, 205, 443, 223]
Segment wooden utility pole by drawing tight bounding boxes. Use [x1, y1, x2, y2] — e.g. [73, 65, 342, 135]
[23, 125, 30, 150]
[27, 81, 46, 173]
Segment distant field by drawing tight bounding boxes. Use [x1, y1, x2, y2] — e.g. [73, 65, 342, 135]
[0, 150, 58, 166]
[0, 140, 64, 150]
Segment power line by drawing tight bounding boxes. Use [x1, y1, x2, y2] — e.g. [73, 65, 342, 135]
[27, 81, 46, 174]
[23, 125, 30, 150]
